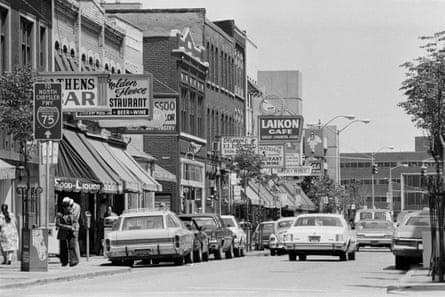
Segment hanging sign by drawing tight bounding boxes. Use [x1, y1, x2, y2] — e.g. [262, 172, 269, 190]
[258, 115, 304, 142]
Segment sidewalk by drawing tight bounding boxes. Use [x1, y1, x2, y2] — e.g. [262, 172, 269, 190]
[387, 267, 445, 293]
[0, 256, 131, 290]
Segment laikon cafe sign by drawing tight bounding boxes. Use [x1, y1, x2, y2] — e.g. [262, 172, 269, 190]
[258, 115, 304, 142]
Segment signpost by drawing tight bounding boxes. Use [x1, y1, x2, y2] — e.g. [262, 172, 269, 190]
[33, 83, 62, 141]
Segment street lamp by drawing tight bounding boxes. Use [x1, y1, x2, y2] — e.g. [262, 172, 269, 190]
[321, 115, 356, 129]
[337, 119, 370, 184]
[371, 146, 394, 209]
[388, 164, 409, 214]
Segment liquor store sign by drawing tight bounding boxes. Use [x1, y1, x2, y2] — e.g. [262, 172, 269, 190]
[258, 115, 304, 142]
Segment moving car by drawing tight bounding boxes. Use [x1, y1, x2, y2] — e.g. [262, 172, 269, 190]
[221, 215, 247, 257]
[252, 220, 275, 250]
[283, 214, 357, 261]
[268, 217, 298, 256]
[178, 216, 210, 262]
[104, 208, 194, 266]
[178, 213, 234, 260]
[392, 209, 430, 269]
[355, 220, 394, 250]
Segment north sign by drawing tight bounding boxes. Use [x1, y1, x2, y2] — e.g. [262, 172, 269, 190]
[33, 83, 62, 141]
[258, 115, 304, 142]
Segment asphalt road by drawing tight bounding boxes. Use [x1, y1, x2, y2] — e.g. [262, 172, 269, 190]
[2, 248, 412, 297]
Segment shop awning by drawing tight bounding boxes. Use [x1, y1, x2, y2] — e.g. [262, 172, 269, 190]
[281, 181, 316, 211]
[87, 138, 140, 193]
[63, 129, 123, 194]
[277, 185, 297, 211]
[241, 182, 261, 206]
[152, 164, 176, 182]
[250, 181, 275, 208]
[0, 159, 15, 180]
[56, 134, 102, 193]
[108, 145, 162, 192]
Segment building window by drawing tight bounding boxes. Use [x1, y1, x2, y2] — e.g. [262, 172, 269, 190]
[0, 7, 8, 74]
[190, 92, 196, 135]
[197, 96, 204, 138]
[38, 26, 46, 71]
[180, 88, 188, 133]
[20, 17, 33, 66]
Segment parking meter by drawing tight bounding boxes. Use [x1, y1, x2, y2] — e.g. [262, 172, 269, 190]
[84, 211, 92, 261]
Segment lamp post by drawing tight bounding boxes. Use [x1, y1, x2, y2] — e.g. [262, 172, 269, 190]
[337, 119, 370, 184]
[388, 164, 409, 214]
[371, 146, 394, 209]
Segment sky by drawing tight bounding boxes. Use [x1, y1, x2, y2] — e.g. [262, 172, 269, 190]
[115, 0, 445, 153]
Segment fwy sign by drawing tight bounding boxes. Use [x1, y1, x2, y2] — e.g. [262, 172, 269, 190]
[258, 115, 304, 142]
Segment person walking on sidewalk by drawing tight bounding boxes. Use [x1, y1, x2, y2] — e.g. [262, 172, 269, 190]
[64, 197, 80, 266]
[56, 203, 75, 267]
[0, 204, 19, 265]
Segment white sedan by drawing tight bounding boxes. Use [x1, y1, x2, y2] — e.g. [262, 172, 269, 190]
[221, 215, 247, 257]
[283, 213, 357, 261]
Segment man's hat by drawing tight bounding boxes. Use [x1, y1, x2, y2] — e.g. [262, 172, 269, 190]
[62, 197, 74, 206]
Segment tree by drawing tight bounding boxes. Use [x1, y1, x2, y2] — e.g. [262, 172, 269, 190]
[226, 147, 271, 186]
[300, 175, 344, 212]
[399, 31, 445, 281]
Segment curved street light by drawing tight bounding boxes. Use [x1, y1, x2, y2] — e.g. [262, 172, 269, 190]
[371, 146, 394, 209]
[321, 115, 356, 129]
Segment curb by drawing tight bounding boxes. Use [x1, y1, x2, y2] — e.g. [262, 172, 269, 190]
[387, 269, 445, 293]
[0, 267, 132, 290]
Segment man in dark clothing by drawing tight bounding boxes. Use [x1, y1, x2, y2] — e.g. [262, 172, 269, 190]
[56, 204, 74, 267]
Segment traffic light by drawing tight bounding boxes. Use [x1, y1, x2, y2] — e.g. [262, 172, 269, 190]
[372, 163, 378, 175]
[421, 165, 427, 177]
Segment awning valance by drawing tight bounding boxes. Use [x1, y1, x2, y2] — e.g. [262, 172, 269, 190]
[64, 129, 123, 194]
[0, 159, 15, 180]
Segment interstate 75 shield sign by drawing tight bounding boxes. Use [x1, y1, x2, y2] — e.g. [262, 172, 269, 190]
[33, 83, 62, 141]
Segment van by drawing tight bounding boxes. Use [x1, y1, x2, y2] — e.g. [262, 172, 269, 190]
[354, 209, 392, 225]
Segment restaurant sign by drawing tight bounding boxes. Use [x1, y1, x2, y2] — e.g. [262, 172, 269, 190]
[259, 145, 284, 168]
[258, 115, 304, 142]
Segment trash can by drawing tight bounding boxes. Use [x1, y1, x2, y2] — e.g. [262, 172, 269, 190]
[21, 227, 48, 272]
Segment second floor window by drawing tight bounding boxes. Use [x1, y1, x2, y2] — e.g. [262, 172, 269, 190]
[0, 7, 8, 74]
[20, 17, 33, 66]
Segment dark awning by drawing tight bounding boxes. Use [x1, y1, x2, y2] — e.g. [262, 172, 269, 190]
[56, 133, 102, 193]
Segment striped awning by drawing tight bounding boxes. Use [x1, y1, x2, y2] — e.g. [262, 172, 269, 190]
[0, 159, 15, 180]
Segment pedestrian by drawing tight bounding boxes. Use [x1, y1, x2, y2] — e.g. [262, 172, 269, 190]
[55, 203, 74, 267]
[63, 197, 80, 267]
[0, 204, 19, 265]
[104, 205, 117, 218]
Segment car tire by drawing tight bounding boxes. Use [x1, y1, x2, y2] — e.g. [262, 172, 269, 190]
[174, 255, 185, 266]
[151, 259, 160, 265]
[194, 247, 202, 263]
[225, 244, 234, 259]
[348, 251, 356, 261]
[270, 249, 277, 256]
[111, 260, 122, 266]
[123, 259, 134, 267]
[288, 251, 297, 261]
[298, 255, 307, 261]
[339, 253, 347, 261]
[202, 251, 209, 262]
[234, 247, 241, 257]
[214, 246, 223, 260]
[395, 255, 408, 270]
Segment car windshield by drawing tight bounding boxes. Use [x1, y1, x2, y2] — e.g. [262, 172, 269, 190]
[374, 212, 388, 220]
[277, 220, 294, 229]
[358, 221, 392, 229]
[360, 212, 373, 220]
[222, 218, 236, 227]
[122, 215, 164, 230]
[193, 217, 217, 228]
[405, 216, 430, 226]
[295, 216, 343, 227]
[179, 218, 197, 231]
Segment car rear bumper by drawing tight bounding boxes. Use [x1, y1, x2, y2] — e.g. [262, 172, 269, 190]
[357, 238, 392, 246]
[105, 244, 187, 260]
[285, 242, 348, 254]
[391, 238, 423, 257]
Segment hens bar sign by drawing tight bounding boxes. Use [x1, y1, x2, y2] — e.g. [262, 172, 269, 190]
[258, 115, 304, 142]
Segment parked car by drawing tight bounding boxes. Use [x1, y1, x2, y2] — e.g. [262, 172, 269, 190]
[178, 216, 210, 262]
[221, 215, 247, 257]
[104, 208, 194, 267]
[268, 217, 298, 256]
[355, 220, 394, 250]
[178, 213, 234, 260]
[283, 213, 357, 261]
[354, 208, 393, 226]
[252, 220, 275, 250]
[392, 209, 430, 270]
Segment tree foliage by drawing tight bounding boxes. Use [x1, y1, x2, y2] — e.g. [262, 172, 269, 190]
[300, 175, 344, 211]
[0, 65, 35, 162]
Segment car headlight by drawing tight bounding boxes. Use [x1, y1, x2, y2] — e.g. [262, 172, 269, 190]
[335, 234, 344, 242]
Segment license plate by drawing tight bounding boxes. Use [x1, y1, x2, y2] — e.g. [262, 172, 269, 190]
[309, 236, 320, 242]
[135, 249, 151, 256]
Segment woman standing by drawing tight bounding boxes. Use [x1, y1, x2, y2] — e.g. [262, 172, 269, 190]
[0, 204, 19, 265]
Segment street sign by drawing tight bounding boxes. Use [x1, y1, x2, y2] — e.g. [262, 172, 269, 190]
[33, 83, 62, 141]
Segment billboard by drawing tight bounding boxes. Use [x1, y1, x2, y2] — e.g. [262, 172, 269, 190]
[304, 128, 325, 157]
[220, 136, 258, 156]
[258, 145, 284, 168]
[258, 115, 304, 142]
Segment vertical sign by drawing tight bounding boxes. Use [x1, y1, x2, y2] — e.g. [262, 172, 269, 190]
[33, 83, 62, 141]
